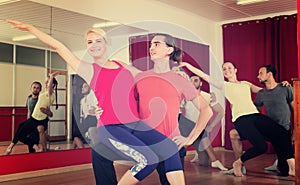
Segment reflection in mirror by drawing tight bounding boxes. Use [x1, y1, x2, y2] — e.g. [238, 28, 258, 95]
[0, 0, 145, 155]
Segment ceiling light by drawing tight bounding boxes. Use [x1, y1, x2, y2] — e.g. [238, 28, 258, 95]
[12, 34, 36, 41]
[236, 0, 269, 5]
[0, 0, 20, 5]
[93, 22, 121, 28]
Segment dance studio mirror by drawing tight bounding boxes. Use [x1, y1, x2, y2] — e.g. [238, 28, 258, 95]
[0, 0, 144, 156]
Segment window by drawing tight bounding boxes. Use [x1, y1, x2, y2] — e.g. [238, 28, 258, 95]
[0, 42, 13, 63]
[47, 51, 67, 70]
[16, 46, 45, 67]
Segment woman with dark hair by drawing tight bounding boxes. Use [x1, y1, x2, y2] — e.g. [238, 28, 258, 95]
[180, 61, 295, 177]
[134, 33, 213, 184]
[4, 72, 59, 155]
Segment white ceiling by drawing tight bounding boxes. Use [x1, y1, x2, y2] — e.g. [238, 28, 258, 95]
[155, 0, 297, 22]
[0, 0, 297, 51]
[0, 0, 145, 51]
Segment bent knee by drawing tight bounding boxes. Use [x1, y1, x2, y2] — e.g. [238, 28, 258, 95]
[37, 125, 45, 133]
[229, 129, 240, 140]
[257, 142, 268, 154]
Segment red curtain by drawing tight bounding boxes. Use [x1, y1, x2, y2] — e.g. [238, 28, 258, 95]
[222, 14, 298, 150]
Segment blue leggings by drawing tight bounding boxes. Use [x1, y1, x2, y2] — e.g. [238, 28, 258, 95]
[97, 121, 182, 181]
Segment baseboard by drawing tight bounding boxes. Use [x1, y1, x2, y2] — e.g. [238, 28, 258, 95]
[0, 163, 92, 182]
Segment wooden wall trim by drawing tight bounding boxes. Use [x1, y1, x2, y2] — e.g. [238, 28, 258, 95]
[292, 78, 299, 182]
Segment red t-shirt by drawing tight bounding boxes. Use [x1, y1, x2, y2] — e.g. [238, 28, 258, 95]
[135, 70, 197, 138]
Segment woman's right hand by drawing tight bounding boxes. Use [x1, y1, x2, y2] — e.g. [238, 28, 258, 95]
[95, 107, 104, 119]
[7, 20, 32, 31]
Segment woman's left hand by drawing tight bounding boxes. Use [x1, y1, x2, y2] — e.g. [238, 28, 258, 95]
[281, 81, 291, 86]
[172, 135, 190, 149]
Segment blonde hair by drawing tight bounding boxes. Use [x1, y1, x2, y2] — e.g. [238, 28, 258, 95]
[85, 28, 107, 42]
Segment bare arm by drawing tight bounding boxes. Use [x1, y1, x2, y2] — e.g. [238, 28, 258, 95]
[7, 20, 93, 83]
[40, 107, 53, 117]
[188, 95, 213, 144]
[205, 103, 224, 132]
[180, 62, 223, 89]
[173, 95, 213, 148]
[250, 84, 262, 93]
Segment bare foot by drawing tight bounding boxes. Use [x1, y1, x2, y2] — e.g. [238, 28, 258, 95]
[287, 158, 295, 176]
[33, 145, 43, 152]
[3, 143, 14, 155]
[3, 147, 12, 155]
[233, 159, 243, 177]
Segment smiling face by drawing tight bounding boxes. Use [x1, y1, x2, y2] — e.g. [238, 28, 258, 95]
[85, 31, 107, 59]
[149, 35, 174, 62]
[222, 62, 237, 79]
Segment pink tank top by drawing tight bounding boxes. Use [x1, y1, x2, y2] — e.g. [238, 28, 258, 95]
[90, 61, 139, 126]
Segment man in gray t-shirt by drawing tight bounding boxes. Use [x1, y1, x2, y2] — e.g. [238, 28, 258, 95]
[254, 65, 294, 175]
[254, 84, 293, 131]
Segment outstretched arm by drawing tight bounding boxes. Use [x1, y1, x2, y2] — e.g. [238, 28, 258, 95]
[250, 84, 262, 93]
[7, 20, 93, 83]
[180, 62, 223, 89]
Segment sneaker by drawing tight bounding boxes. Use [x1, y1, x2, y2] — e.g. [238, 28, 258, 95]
[242, 165, 246, 174]
[211, 160, 228, 171]
[264, 159, 278, 171]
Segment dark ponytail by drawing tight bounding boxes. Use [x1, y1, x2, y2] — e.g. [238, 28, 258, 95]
[153, 33, 182, 63]
[52, 78, 58, 110]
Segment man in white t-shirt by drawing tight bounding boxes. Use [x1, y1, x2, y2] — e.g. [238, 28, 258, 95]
[179, 74, 227, 170]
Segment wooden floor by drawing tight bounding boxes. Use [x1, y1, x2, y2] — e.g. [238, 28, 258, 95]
[0, 148, 295, 185]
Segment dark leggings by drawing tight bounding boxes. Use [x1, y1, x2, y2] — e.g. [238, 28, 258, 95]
[97, 121, 182, 181]
[234, 113, 294, 172]
[12, 117, 48, 151]
[91, 141, 185, 185]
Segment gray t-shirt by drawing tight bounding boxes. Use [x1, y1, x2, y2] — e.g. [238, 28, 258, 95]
[254, 83, 293, 130]
[26, 96, 38, 118]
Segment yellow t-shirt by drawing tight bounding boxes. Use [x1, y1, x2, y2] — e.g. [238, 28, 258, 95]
[31, 91, 55, 120]
[224, 81, 258, 122]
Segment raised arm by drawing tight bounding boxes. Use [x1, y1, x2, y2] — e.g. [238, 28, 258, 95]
[7, 20, 93, 83]
[180, 62, 223, 89]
